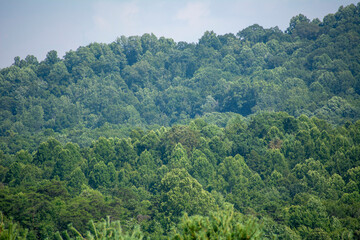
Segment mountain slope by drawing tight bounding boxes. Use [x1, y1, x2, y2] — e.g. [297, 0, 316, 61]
[0, 4, 360, 154]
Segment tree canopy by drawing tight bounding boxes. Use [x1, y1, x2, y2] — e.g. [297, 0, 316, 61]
[0, 3, 360, 239]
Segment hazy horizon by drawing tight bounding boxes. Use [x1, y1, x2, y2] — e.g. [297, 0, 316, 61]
[1, 0, 359, 69]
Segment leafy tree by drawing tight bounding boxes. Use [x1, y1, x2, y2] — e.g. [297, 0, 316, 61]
[159, 168, 216, 225]
[4, 162, 22, 186]
[89, 161, 114, 188]
[161, 126, 200, 159]
[168, 143, 191, 170]
[114, 138, 138, 168]
[44, 50, 60, 65]
[91, 137, 116, 164]
[33, 138, 62, 165]
[0, 212, 28, 240]
[171, 205, 263, 240]
[53, 144, 82, 180]
[217, 154, 252, 192]
[67, 167, 87, 195]
[190, 149, 215, 187]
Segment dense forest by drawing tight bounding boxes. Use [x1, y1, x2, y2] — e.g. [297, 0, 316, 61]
[0, 3, 360, 239]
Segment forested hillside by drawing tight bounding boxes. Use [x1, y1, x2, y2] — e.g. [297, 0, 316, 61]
[1, 113, 360, 239]
[0, 3, 360, 240]
[1, 3, 360, 153]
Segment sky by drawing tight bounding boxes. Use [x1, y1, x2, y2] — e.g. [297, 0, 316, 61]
[0, 0, 359, 69]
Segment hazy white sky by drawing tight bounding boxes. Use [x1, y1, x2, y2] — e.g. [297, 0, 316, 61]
[0, 0, 359, 68]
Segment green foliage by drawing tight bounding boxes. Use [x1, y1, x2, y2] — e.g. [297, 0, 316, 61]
[0, 212, 28, 240]
[171, 205, 263, 240]
[159, 168, 216, 220]
[0, 3, 360, 239]
[56, 216, 143, 240]
[67, 167, 87, 195]
[89, 161, 115, 188]
[1, 3, 360, 154]
[0, 112, 360, 238]
[168, 144, 191, 170]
